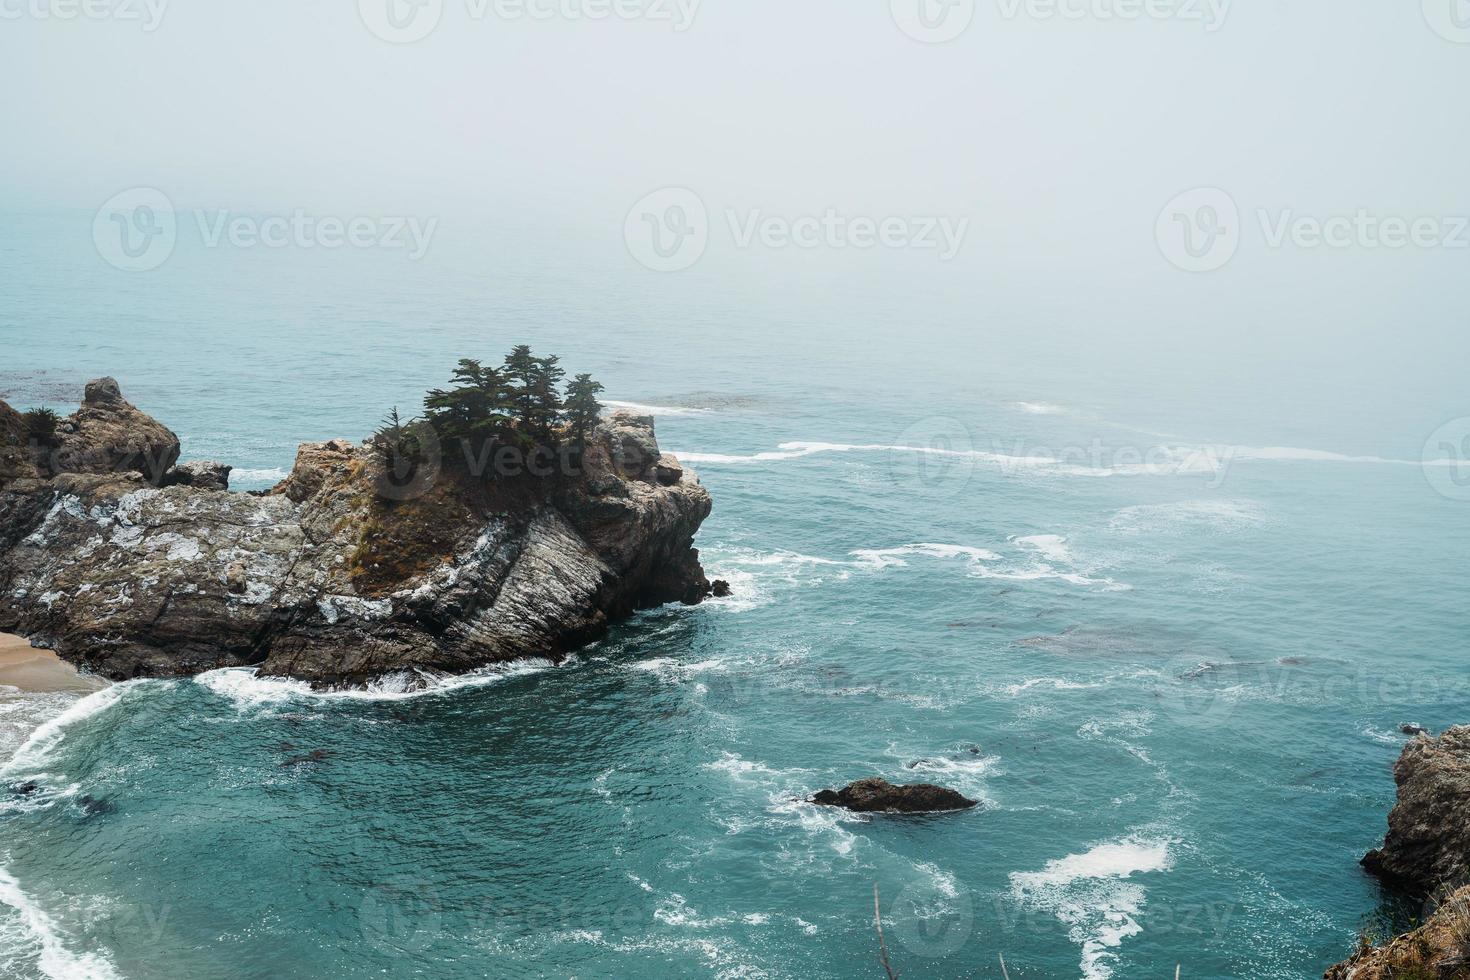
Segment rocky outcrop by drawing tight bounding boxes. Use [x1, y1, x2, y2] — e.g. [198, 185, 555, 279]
[164, 460, 232, 492]
[0, 387, 715, 686]
[1360, 727, 1470, 897]
[47, 378, 181, 483]
[810, 778, 978, 814]
[1325, 728, 1470, 977]
[1326, 885, 1470, 979]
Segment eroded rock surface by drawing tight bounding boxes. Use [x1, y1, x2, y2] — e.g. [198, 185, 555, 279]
[0, 386, 715, 686]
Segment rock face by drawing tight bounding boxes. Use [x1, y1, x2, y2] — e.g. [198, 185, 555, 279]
[810, 778, 978, 814]
[1325, 728, 1470, 977]
[1360, 727, 1470, 897]
[0, 389, 715, 686]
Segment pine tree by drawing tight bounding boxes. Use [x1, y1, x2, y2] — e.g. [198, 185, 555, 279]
[528, 354, 566, 441]
[502, 345, 541, 442]
[563, 374, 605, 449]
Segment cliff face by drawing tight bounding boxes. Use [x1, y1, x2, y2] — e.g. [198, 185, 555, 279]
[0, 381, 713, 686]
[1326, 728, 1470, 978]
[1360, 727, 1470, 897]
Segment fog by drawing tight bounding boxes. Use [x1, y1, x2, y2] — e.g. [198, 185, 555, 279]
[3, 0, 1468, 447]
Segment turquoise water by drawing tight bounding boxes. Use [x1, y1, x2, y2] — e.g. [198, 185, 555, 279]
[2, 211, 1469, 978]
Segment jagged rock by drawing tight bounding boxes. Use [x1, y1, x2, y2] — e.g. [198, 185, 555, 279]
[1325, 884, 1470, 979]
[0, 387, 712, 686]
[1401, 722, 1429, 736]
[46, 378, 180, 484]
[653, 454, 684, 486]
[604, 411, 660, 477]
[1360, 727, 1470, 897]
[165, 460, 231, 492]
[710, 579, 732, 598]
[810, 778, 978, 814]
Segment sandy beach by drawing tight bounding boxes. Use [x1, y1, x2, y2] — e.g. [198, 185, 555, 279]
[0, 633, 106, 694]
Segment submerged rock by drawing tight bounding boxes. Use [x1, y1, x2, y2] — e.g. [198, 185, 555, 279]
[810, 778, 978, 814]
[0, 382, 713, 686]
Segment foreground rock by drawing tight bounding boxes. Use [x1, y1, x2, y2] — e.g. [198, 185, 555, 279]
[1360, 727, 1470, 897]
[0, 382, 714, 686]
[810, 778, 978, 814]
[1325, 885, 1470, 979]
[1326, 727, 1470, 977]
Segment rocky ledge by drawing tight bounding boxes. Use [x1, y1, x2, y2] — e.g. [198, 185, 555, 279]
[1327, 727, 1470, 978]
[0, 379, 717, 685]
[810, 778, 978, 814]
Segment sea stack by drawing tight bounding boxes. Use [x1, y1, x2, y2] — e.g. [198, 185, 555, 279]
[0, 381, 715, 686]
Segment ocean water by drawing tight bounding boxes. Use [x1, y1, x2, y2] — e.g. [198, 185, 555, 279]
[2, 211, 1469, 979]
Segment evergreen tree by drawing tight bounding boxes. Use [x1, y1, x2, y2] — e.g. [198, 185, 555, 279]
[528, 354, 565, 440]
[22, 408, 59, 448]
[563, 374, 605, 449]
[502, 345, 542, 443]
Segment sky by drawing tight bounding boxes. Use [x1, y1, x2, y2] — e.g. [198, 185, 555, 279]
[2, 0, 1468, 447]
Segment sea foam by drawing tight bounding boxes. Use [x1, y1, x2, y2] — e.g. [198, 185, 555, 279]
[1010, 835, 1174, 980]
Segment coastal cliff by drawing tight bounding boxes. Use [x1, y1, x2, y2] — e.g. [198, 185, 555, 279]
[1327, 728, 1470, 978]
[0, 379, 714, 686]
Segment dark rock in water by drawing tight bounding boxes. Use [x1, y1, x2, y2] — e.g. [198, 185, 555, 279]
[281, 749, 334, 766]
[1400, 723, 1429, 737]
[1359, 726, 1470, 898]
[9, 780, 39, 797]
[0, 390, 713, 687]
[710, 580, 732, 598]
[810, 778, 978, 814]
[76, 795, 115, 816]
[165, 459, 232, 492]
[968, 745, 981, 755]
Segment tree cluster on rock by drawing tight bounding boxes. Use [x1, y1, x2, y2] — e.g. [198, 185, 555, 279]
[373, 348, 605, 490]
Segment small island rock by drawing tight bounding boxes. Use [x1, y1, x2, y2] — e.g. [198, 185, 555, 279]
[810, 778, 978, 814]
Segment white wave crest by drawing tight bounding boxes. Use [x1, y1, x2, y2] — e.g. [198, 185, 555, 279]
[229, 467, 288, 484]
[603, 400, 710, 417]
[0, 865, 121, 980]
[1010, 835, 1174, 980]
[1014, 401, 1067, 415]
[1108, 499, 1266, 534]
[195, 661, 553, 709]
[1, 683, 138, 778]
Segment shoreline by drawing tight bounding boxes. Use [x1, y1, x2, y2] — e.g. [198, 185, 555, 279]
[0, 634, 105, 695]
